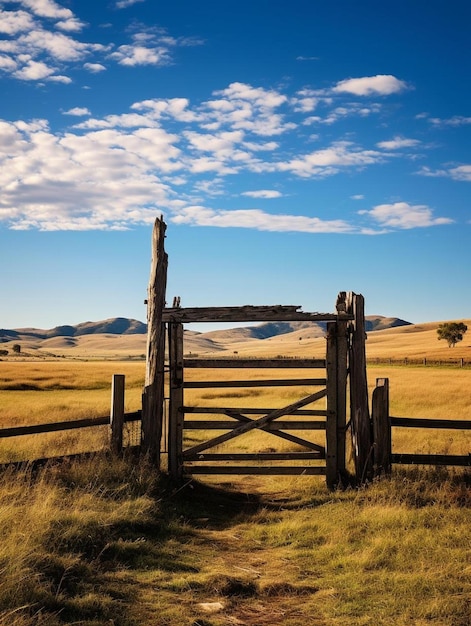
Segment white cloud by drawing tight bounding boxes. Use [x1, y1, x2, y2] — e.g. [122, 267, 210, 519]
[418, 165, 471, 181]
[428, 115, 471, 127]
[0, 77, 450, 233]
[360, 202, 453, 229]
[0, 4, 106, 82]
[351, 194, 364, 200]
[115, 0, 145, 8]
[63, 107, 91, 116]
[171, 206, 354, 233]
[20, 0, 79, 21]
[0, 9, 36, 34]
[333, 75, 407, 96]
[272, 141, 387, 178]
[109, 43, 170, 66]
[13, 58, 55, 80]
[241, 190, 282, 199]
[83, 62, 106, 72]
[376, 136, 420, 150]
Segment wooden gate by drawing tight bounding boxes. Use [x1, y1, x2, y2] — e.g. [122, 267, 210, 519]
[163, 305, 351, 488]
[142, 218, 371, 489]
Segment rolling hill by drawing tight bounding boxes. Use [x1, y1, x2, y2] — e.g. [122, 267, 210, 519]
[2, 315, 468, 361]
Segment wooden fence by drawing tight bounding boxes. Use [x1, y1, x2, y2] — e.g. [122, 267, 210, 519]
[371, 378, 471, 474]
[140, 217, 377, 489]
[0, 374, 141, 466]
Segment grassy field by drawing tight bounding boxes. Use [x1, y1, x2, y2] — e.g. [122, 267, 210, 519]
[0, 330, 470, 625]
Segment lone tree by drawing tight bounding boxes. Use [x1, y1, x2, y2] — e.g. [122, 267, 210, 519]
[12, 344, 21, 354]
[437, 322, 468, 348]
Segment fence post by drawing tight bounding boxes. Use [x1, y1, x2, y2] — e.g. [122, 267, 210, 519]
[142, 217, 168, 468]
[372, 378, 391, 476]
[326, 322, 339, 489]
[110, 374, 125, 454]
[168, 322, 184, 481]
[346, 292, 373, 484]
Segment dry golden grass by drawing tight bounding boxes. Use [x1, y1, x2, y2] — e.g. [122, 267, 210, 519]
[0, 323, 470, 625]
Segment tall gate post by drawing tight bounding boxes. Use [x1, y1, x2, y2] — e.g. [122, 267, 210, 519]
[326, 300, 349, 489]
[347, 292, 373, 483]
[142, 217, 168, 467]
[335, 293, 349, 479]
[168, 322, 184, 480]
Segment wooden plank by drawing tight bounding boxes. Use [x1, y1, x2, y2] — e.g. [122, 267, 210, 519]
[372, 378, 391, 476]
[184, 358, 326, 369]
[222, 410, 326, 452]
[392, 454, 471, 466]
[182, 389, 328, 457]
[0, 416, 110, 438]
[183, 452, 324, 461]
[184, 466, 327, 475]
[182, 407, 328, 416]
[391, 417, 471, 430]
[142, 217, 168, 466]
[168, 322, 184, 480]
[0, 411, 141, 439]
[183, 420, 326, 430]
[110, 374, 125, 455]
[162, 305, 353, 323]
[326, 322, 338, 489]
[183, 378, 326, 388]
[335, 299, 348, 478]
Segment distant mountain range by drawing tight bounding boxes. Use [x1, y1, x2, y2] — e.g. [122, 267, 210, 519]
[0, 317, 147, 341]
[0, 315, 411, 343]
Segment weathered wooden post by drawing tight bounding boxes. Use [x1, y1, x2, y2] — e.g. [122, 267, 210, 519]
[335, 292, 349, 480]
[325, 294, 349, 488]
[372, 378, 391, 476]
[326, 322, 339, 489]
[168, 321, 184, 480]
[110, 374, 125, 454]
[347, 292, 373, 483]
[142, 217, 168, 467]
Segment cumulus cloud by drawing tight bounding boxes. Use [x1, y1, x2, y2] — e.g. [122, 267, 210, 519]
[271, 141, 387, 178]
[376, 136, 420, 150]
[115, 0, 145, 8]
[418, 165, 471, 182]
[359, 202, 453, 229]
[171, 206, 354, 233]
[333, 75, 407, 96]
[0, 3, 199, 82]
[241, 190, 282, 199]
[63, 107, 91, 116]
[428, 115, 471, 127]
[0, 75, 452, 233]
[83, 62, 106, 72]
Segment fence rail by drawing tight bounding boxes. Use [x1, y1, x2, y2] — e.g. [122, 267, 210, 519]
[372, 378, 471, 474]
[0, 411, 141, 439]
[0, 375, 141, 462]
[368, 357, 469, 367]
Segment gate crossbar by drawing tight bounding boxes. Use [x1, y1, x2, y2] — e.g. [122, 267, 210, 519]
[182, 409, 325, 457]
[182, 388, 327, 457]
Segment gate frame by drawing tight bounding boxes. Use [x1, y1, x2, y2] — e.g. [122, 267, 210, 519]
[142, 218, 371, 488]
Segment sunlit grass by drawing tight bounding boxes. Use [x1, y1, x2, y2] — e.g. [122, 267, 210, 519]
[0, 356, 470, 624]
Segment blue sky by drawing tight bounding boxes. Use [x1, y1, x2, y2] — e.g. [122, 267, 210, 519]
[0, 0, 470, 329]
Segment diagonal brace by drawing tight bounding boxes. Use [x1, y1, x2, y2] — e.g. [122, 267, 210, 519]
[183, 389, 326, 457]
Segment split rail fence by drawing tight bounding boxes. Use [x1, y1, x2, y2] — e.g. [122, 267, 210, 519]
[0, 374, 141, 467]
[372, 378, 471, 474]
